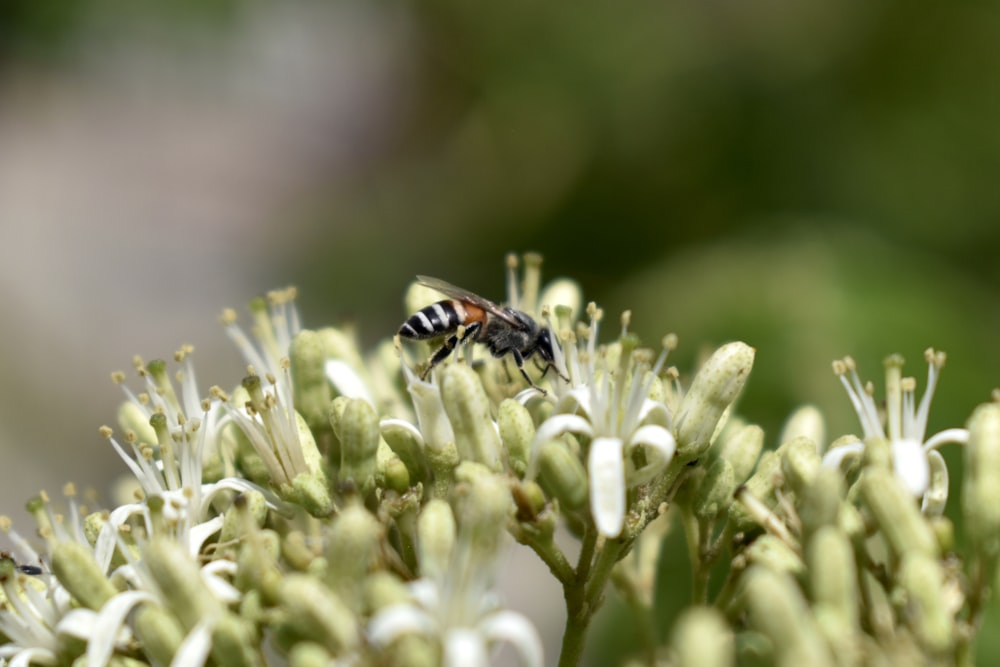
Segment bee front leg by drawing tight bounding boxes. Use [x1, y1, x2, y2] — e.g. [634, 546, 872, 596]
[420, 322, 482, 380]
[511, 350, 547, 395]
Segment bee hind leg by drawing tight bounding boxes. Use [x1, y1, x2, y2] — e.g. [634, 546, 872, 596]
[512, 350, 547, 395]
[419, 322, 481, 380]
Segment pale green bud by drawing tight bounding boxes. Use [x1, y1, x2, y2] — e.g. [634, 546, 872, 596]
[380, 454, 412, 493]
[798, 468, 845, 536]
[898, 553, 955, 656]
[671, 607, 734, 667]
[220, 489, 269, 545]
[779, 405, 826, 454]
[211, 614, 258, 667]
[498, 398, 536, 477]
[143, 539, 223, 629]
[291, 471, 336, 518]
[325, 504, 381, 610]
[963, 402, 1000, 553]
[674, 342, 755, 461]
[454, 463, 511, 558]
[418, 499, 456, 581]
[715, 423, 764, 484]
[694, 457, 736, 521]
[539, 278, 583, 324]
[860, 468, 938, 560]
[441, 364, 502, 470]
[290, 330, 334, 433]
[132, 606, 186, 667]
[780, 436, 821, 498]
[745, 535, 804, 575]
[537, 439, 588, 511]
[365, 571, 412, 613]
[283, 531, 318, 572]
[50, 541, 117, 610]
[279, 574, 359, 653]
[728, 451, 780, 533]
[381, 419, 429, 484]
[337, 398, 380, 496]
[289, 642, 333, 667]
[807, 526, 859, 654]
[741, 566, 834, 667]
[236, 528, 283, 604]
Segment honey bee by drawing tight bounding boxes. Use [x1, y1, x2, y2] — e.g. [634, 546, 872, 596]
[398, 276, 567, 391]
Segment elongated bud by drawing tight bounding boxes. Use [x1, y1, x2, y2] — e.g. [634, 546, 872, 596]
[780, 436, 821, 498]
[807, 526, 859, 654]
[117, 400, 157, 446]
[290, 330, 334, 433]
[440, 364, 502, 470]
[381, 419, 429, 485]
[498, 399, 535, 477]
[963, 402, 1000, 553]
[745, 535, 804, 575]
[715, 423, 764, 484]
[337, 398, 380, 496]
[860, 468, 938, 559]
[694, 458, 736, 521]
[280, 574, 359, 653]
[898, 553, 955, 656]
[779, 405, 826, 454]
[671, 607, 734, 667]
[798, 468, 845, 536]
[674, 342, 755, 461]
[418, 499, 456, 581]
[325, 503, 381, 610]
[729, 451, 780, 533]
[537, 439, 588, 511]
[741, 566, 834, 667]
[143, 538, 223, 630]
[50, 541, 117, 610]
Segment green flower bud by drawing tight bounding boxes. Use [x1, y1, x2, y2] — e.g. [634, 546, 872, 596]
[325, 504, 381, 610]
[380, 455, 412, 493]
[116, 400, 157, 447]
[715, 423, 765, 484]
[220, 489, 269, 545]
[132, 605, 186, 667]
[290, 330, 334, 434]
[671, 607, 734, 667]
[211, 614, 258, 667]
[963, 402, 1000, 553]
[143, 539, 223, 630]
[282, 531, 318, 572]
[279, 574, 359, 653]
[498, 399, 536, 477]
[807, 526, 859, 654]
[798, 468, 845, 536]
[728, 451, 780, 533]
[337, 398, 380, 496]
[291, 470, 335, 518]
[745, 535, 804, 575]
[694, 457, 736, 521]
[898, 553, 955, 656]
[289, 642, 333, 667]
[780, 436, 821, 498]
[860, 468, 938, 560]
[779, 405, 826, 454]
[381, 419, 429, 485]
[365, 571, 411, 614]
[741, 566, 834, 667]
[418, 499, 456, 581]
[441, 364, 502, 470]
[454, 463, 511, 558]
[674, 342, 755, 461]
[537, 439, 588, 511]
[50, 541, 117, 610]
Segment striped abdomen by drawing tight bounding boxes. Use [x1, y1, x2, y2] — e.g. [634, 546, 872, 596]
[398, 300, 485, 340]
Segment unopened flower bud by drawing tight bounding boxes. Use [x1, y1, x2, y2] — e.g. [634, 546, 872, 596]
[674, 342, 755, 461]
[860, 468, 937, 559]
[418, 499, 456, 581]
[116, 400, 156, 446]
[963, 402, 1000, 552]
[380, 419, 429, 485]
[807, 526, 859, 652]
[498, 399, 536, 477]
[143, 538, 223, 630]
[537, 439, 588, 511]
[280, 574, 359, 653]
[898, 553, 955, 656]
[798, 468, 845, 536]
[715, 423, 764, 484]
[671, 607, 734, 667]
[779, 405, 826, 454]
[325, 504, 381, 610]
[441, 364, 502, 471]
[337, 398, 380, 496]
[729, 451, 780, 533]
[290, 330, 334, 433]
[745, 535, 804, 575]
[780, 436, 821, 498]
[694, 458, 736, 521]
[50, 540, 116, 610]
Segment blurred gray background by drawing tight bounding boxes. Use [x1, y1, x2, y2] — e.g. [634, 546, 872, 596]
[3, 0, 1000, 663]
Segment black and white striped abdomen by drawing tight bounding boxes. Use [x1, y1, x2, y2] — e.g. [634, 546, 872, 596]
[398, 300, 464, 340]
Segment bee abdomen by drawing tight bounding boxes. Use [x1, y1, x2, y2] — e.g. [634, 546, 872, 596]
[398, 300, 463, 340]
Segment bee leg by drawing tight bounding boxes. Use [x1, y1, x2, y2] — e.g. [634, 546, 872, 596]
[420, 322, 482, 380]
[533, 359, 570, 384]
[512, 350, 547, 395]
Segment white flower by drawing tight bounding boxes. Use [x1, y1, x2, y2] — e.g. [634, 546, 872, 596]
[527, 305, 678, 538]
[822, 349, 969, 514]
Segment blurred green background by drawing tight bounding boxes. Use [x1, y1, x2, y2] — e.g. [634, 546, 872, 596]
[2, 0, 1000, 663]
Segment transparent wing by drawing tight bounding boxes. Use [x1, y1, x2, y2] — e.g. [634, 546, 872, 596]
[415, 275, 524, 328]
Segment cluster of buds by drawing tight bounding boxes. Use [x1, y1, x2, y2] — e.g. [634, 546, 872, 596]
[0, 255, 996, 667]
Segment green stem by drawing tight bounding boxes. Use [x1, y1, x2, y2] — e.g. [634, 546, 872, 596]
[679, 508, 712, 604]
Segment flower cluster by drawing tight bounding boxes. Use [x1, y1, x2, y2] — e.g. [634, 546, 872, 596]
[0, 254, 998, 667]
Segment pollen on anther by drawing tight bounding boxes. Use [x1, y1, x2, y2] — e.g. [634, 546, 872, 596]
[63, 483, 76, 497]
[99, 426, 114, 439]
[111, 371, 126, 384]
[220, 308, 238, 326]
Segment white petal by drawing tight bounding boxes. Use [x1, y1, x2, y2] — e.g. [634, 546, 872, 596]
[525, 414, 593, 480]
[479, 610, 544, 667]
[924, 427, 970, 451]
[325, 359, 375, 405]
[821, 440, 864, 472]
[368, 604, 436, 646]
[589, 437, 626, 538]
[9, 648, 57, 667]
[893, 438, 930, 496]
[170, 618, 215, 667]
[637, 399, 670, 428]
[444, 628, 489, 667]
[625, 425, 677, 486]
[81, 591, 156, 667]
[921, 449, 950, 516]
[188, 516, 225, 557]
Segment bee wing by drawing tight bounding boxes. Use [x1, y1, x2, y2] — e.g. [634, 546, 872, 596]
[415, 275, 525, 328]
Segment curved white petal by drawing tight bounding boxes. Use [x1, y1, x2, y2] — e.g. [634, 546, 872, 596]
[368, 604, 436, 646]
[325, 359, 375, 406]
[625, 425, 677, 486]
[9, 648, 57, 667]
[893, 438, 930, 496]
[921, 449, 950, 516]
[555, 388, 591, 419]
[589, 437, 626, 538]
[188, 516, 225, 557]
[54, 609, 100, 640]
[637, 399, 671, 428]
[821, 440, 864, 472]
[444, 628, 489, 667]
[82, 591, 156, 667]
[525, 414, 593, 480]
[479, 610, 544, 667]
[924, 427, 970, 452]
[170, 618, 215, 667]
[380, 418, 425, 445]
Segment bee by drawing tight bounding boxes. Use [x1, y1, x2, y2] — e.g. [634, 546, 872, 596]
[398, 275, 567, 391]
